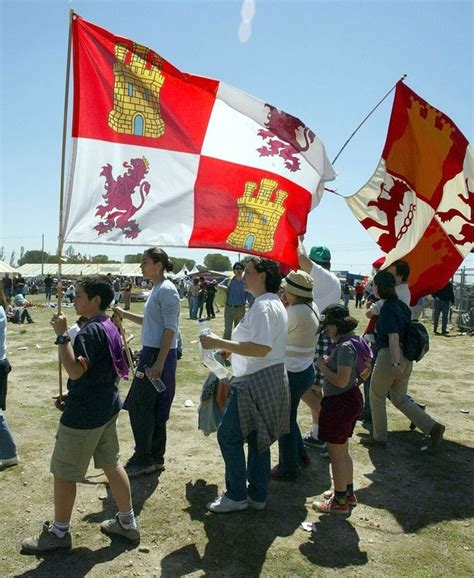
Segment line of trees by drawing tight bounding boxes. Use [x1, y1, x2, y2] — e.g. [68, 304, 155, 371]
[17, 250, 121, 266]
[12, 246, 233, 272]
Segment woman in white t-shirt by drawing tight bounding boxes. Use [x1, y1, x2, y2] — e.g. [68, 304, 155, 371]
[200, 258, 289, 513]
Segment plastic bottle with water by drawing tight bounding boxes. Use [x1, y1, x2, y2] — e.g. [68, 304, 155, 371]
[198, 319, 228, 379]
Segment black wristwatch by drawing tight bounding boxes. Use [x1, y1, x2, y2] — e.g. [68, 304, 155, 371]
[55, 334, 71, 345]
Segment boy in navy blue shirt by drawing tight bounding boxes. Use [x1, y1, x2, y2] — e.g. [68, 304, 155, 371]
[22, 277, 140, 553]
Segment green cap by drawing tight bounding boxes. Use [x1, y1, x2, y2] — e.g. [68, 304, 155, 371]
[309, 246, 331, 264]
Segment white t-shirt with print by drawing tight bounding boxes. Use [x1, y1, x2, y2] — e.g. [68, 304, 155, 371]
[231, 293, 288, 378]
[310, 263, 341, 313]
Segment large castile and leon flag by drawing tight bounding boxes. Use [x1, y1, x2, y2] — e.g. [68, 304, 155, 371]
[346, 82, 473, 303]
[63, 15, 335, 267]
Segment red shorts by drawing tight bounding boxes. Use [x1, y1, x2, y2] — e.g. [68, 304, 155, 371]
[318, 386, 363, 444]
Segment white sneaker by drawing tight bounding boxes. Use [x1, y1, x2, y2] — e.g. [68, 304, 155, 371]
[0, 455, 19, 470]
[207, 494, 248, 513]
[247, 497, 267, 510]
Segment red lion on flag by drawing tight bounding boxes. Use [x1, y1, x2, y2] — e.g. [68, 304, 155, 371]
[257, 104, 315, 172]
[94, 157, 151, 239]
[360, 179, 417, 253]
[437, 183, 474, 246]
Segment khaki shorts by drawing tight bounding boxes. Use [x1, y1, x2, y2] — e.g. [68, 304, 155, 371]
[50, 414, 120, 481]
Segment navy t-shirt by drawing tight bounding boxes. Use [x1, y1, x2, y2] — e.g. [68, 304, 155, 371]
[61, 320, 121, 429]
[375, 298, 411, 349]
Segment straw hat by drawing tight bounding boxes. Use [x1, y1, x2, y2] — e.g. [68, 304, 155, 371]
[281, 270, 314, 298]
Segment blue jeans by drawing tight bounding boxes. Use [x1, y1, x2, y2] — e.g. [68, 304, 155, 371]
[0, 411, 17, 460]
[217, 389, 270, 503]
[189, 295, 199, 319]
[277, 364, 315, 475]
[433, 298, 450, 333]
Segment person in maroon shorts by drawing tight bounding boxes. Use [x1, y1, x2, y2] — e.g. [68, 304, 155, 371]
[311, 304, 364, 514]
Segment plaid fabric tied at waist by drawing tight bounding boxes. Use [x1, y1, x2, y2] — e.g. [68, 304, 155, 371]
[313, 330, 334, 387]
[231, 363, 290, 453]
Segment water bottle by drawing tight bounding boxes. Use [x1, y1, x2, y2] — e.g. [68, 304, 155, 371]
[198, 319, 228, 379]
[143, 365, 167, 393]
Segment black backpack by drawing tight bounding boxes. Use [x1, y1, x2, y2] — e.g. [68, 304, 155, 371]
[402, 321, 429, 362]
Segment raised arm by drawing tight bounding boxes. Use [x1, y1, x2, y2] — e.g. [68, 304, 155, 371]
[297, 237, 313, 274]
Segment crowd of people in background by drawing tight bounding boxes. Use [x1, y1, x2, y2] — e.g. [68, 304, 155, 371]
[0, 243, 457, 552]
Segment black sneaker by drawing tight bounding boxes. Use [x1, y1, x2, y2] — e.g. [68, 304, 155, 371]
[124, 457, 157, 478]
[303, 433, 326, 449]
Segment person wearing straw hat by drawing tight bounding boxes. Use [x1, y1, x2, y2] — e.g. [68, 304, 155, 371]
[271, 270, 319, 481]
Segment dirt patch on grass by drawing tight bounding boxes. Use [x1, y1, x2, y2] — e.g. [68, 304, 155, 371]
[1, 300, 473, 577]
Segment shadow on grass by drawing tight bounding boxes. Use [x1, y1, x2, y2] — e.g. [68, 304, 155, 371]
[160, 461, 334, 577]
[356, 431, 474, 532]
[82, 470, 162, 523]
[15, 542, 137, 578]
[299, 516, 368, 568]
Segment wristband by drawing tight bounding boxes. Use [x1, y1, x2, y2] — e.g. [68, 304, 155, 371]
[55, 334, 71, 345]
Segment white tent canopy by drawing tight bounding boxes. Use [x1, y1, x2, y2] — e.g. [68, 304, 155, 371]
[16, 263, 143, 278]
[0, 261, 17, 274]
[174, 265, 189, 279]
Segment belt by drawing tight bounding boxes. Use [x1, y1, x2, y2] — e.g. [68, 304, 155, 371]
[226, 304, 244, 308]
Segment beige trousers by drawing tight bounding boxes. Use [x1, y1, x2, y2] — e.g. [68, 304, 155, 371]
[370, 347, 435, 443]
[223, 305, 245, 340]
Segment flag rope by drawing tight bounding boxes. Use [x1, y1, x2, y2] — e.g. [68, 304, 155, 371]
[324, 186, 345, 197]
[331, 74, 407, 166]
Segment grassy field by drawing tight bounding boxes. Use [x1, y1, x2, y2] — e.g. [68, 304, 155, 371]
[1, 296, 473, 577]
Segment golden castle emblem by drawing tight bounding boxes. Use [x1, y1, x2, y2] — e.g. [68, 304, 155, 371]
[108, 41, 165, 138]
[227, 178, 287, 253]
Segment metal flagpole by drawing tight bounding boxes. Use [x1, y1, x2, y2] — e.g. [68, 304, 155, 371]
[331, 74, 407, 166]
[56, 9, 74, 401]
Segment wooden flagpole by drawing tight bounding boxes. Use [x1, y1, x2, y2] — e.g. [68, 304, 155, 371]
[331, 74, 407, 166]
[56, 9, 74, 401]
[115, 316, 135, 372]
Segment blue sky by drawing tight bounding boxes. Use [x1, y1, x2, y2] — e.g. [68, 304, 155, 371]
[1, 0, 472, 274]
